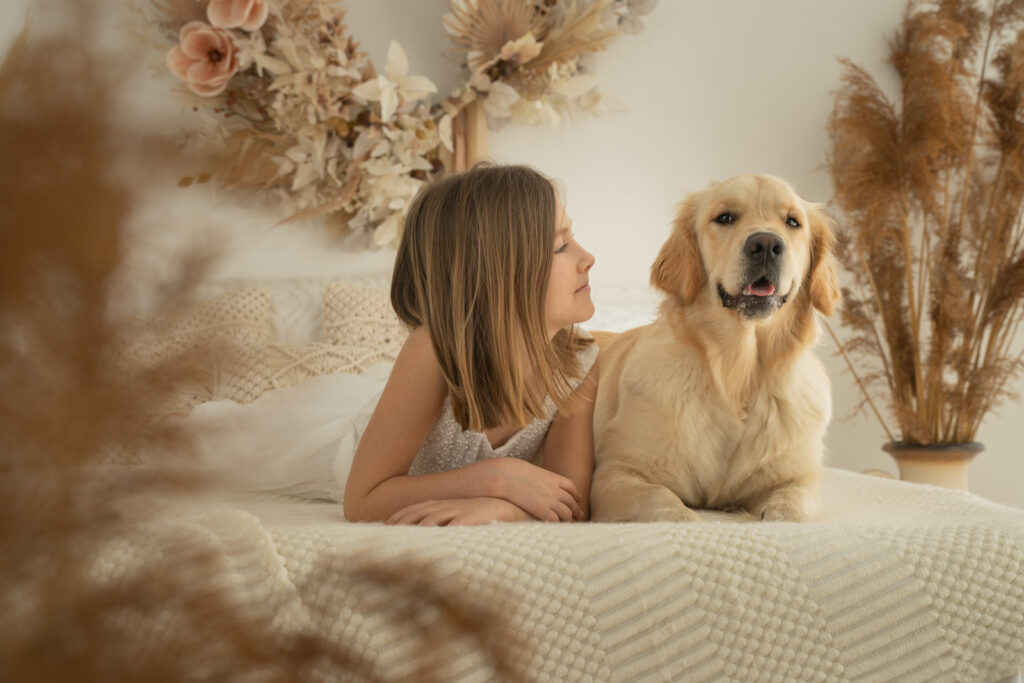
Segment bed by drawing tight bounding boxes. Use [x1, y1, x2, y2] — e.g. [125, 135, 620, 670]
[121, 276, 1024, 682]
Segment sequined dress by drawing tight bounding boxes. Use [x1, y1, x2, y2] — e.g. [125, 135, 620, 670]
[407, 341, 598, 475]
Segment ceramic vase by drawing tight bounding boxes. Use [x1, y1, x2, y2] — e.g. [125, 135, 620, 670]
[882, 441, 984, 491]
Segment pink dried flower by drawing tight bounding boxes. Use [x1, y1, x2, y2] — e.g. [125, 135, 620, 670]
[166, 21, 239, 97]
[207, 0, 269, 32]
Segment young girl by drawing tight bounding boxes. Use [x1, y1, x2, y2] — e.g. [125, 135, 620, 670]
[181, 163, 597, 526]
[344, 163, 598, 525]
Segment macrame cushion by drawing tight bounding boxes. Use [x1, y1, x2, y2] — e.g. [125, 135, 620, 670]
[126, 287, 274, 364]
[117, 288, 274, 415]
[321, 281, 408, 356]
[193, 278, 328, 345]
[129, 281, 407, 414]
[179, 342, 393, 406]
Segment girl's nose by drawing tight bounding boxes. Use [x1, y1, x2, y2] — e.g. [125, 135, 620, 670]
[581, 247, 595, 272]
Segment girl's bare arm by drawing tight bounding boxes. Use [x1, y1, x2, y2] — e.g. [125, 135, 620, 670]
[538, 356, 599, 520]
[343, 327, 580, 522]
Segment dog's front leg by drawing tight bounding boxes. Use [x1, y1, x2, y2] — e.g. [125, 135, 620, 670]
[591, 460, 700, 522]
[749, 476, 820, 522]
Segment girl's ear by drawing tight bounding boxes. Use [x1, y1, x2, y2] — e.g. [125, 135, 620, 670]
[805, 202, 841, 316]
[650, 194, 705, 304]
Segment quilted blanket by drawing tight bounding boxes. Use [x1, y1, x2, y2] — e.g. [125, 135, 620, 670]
[123, 467, 1024, 682]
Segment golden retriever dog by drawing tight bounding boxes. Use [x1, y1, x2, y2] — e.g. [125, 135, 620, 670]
[591, 174, 840, 522]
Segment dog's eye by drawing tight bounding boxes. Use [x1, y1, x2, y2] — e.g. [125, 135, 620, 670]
[786, 217, 801, 228]
[714, 213, 735, 225]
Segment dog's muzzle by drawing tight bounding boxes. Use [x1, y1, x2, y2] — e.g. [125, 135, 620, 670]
[717, 282, 788, 319]
[718, 232, 788, 319]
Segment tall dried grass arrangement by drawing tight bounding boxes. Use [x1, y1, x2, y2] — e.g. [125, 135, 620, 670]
[827, 0, 1024, 445]
[0, 3, 525, 680]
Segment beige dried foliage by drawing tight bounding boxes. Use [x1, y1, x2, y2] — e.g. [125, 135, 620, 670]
[526, 0, 617, 73]
[444, 0, 625, 125]
[828, 0, 1024, 444]
[0, 3, 526, 680]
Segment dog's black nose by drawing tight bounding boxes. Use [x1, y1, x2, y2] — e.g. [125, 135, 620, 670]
[745, 232, 785, 261]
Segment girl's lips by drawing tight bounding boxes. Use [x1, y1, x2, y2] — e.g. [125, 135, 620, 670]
[576, 284, 590, 293]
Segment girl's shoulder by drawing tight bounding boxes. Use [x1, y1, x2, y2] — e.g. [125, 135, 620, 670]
[392, 326, 445, 391]
[402, 325, 434, 357]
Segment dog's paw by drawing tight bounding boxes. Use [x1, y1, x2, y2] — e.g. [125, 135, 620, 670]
[639, 505, 702, 523]
[759, 501, 806, 522]
[756, 484, 818, 522]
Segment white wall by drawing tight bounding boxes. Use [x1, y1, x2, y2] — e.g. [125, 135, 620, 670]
[3, 0, 1022, 508]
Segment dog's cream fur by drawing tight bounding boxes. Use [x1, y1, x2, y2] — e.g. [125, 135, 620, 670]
[591, 174, 841, 522]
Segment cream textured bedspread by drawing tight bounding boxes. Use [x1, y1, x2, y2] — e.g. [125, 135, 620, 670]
[131, 468, 1024, 682]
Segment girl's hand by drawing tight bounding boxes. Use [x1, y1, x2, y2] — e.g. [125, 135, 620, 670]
[473, 458, 582, 522]
[386, 497, 533, 526]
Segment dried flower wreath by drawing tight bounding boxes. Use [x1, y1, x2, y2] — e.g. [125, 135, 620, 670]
[827, 0, 1024, 446]
[143, 0, 656, 245]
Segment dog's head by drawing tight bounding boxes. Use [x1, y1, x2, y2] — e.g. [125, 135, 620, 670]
[651, 174, 840, 321]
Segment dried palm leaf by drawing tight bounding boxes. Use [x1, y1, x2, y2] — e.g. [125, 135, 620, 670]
[444, 0, 545, 72]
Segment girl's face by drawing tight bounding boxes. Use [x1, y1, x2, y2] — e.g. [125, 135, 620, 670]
[545, 199, 595, 337]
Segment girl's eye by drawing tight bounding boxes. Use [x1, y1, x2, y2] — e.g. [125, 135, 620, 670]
[786, 217, 801, 228]
[714, 213, 735, 225]
[555, 242, 568, 254]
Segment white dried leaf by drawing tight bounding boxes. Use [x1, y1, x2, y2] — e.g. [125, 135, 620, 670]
[469, 72, 491, 92]
[552, 73, 599, 98]
[410, 155, 433, 172]
[256, 52, 292, 76]
[400, 75, 437, 102]
[284, 146, 307, 163]
[291, 163, 320, 191]
[275, 37, 304, 71]
[352, 130, 376, 159]
[373, 212, 401, 246]
[273, 155, 295, 175]
[384, 40, 409, 81]
[483, 81, 519, 118]
[439, 113, 453, 153]
[499, 33, 543, 64]
[379, 83, 399, 121]
[352, 78, 382, 101]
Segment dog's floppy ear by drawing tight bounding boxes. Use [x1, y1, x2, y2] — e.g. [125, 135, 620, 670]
[805, 202, 841, 315]
[651, 195, 705, 304]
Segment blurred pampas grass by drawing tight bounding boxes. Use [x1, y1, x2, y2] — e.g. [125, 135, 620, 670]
[0, 2, 524, 680]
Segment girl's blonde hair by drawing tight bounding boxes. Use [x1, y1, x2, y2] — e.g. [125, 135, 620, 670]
[391, 163, 592, 432]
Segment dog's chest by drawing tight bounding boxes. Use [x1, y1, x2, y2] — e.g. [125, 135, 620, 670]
[689, 381, 774, 456]
[682, 368, 813, 498]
